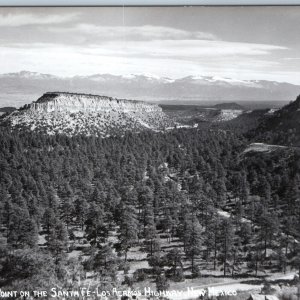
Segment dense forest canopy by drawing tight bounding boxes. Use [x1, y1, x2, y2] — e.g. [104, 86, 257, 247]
[0, 124, 300, 296]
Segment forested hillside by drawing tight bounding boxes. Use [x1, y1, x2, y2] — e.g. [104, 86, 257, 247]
[250, 95, 300, 146]
[0, 126, 300, 296]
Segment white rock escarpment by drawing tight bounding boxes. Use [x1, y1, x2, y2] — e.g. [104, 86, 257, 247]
[5, 92, 173, 136]
[30, 92, 160, 113]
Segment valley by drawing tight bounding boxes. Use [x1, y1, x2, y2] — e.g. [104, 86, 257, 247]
[161, 103, 245, 125]
[0, 93, 300, 300]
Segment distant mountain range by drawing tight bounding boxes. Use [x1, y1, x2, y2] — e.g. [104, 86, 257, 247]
[1, 71, 300, 108]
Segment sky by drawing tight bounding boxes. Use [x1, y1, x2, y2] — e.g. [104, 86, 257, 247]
[1, 7, 300, 84]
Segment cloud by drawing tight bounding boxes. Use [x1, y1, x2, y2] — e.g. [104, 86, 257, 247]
[0, 40, 289, 81]
[77, 39, 286, 60]
[3, 38, 285, 62]
[50, 24, 217, 41]
[0, 20, 292, 85]
[0, 13, 79, 27]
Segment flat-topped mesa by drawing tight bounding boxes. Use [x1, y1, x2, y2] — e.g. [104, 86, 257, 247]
[4, 92, 174, 136]
[30, 92, 161, 113]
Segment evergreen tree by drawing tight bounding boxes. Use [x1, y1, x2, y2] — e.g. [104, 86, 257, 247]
[47, 220, 69, 264]
[155, 273, 169, 292]
[0, 249, 58, 292]
[85, 203, 108, 246]
[7, 206, 38, 249]
[185, 214, 203, 276]
[258, 212, 279, 258]
[42, 208, 56, 234]
[118, 204, 138, 261]
[165, 249, 184, 280]
[74, 197, 89, 230]
[92, 245, 119, 282]
[219, 218, 234, 277]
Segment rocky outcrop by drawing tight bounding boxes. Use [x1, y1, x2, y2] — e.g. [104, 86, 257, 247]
[30, 92, 160, 113]
[4, 92, 173, 136]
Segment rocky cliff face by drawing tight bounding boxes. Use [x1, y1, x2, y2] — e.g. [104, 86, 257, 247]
[30, 92, 160, 113]
[4, 92, 173, 136]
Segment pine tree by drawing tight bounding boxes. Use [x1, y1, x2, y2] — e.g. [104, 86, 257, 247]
[258, 212, 279, 258]
[205, 213, 221, 270]
[74, 197, 89, 230]
[1, 249, 58, 292]
[90, 187, 105, 206]
[42, 208, 56, 234]
[144, 204, 157, 256]
[2, 197, 13, 238]
[248, 240, 264, 276]
[291, 244, 300, 276]
[118, 204, 138, 261]
[165, 249, 184, 280]
[7, 205, 38, 249]
[219, 218, 234, 277]
[185, 214, 203, 276]
[47, 220, 69, 264]
[155, 273, 169, 292]
[61, 198, 75, 230]
[85, 203, 108, 246]
[93, 245, 119, 282]
[230, 236, 243, 277]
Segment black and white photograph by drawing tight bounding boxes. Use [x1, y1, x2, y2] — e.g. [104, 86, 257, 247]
[1, 5, 300, 300]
